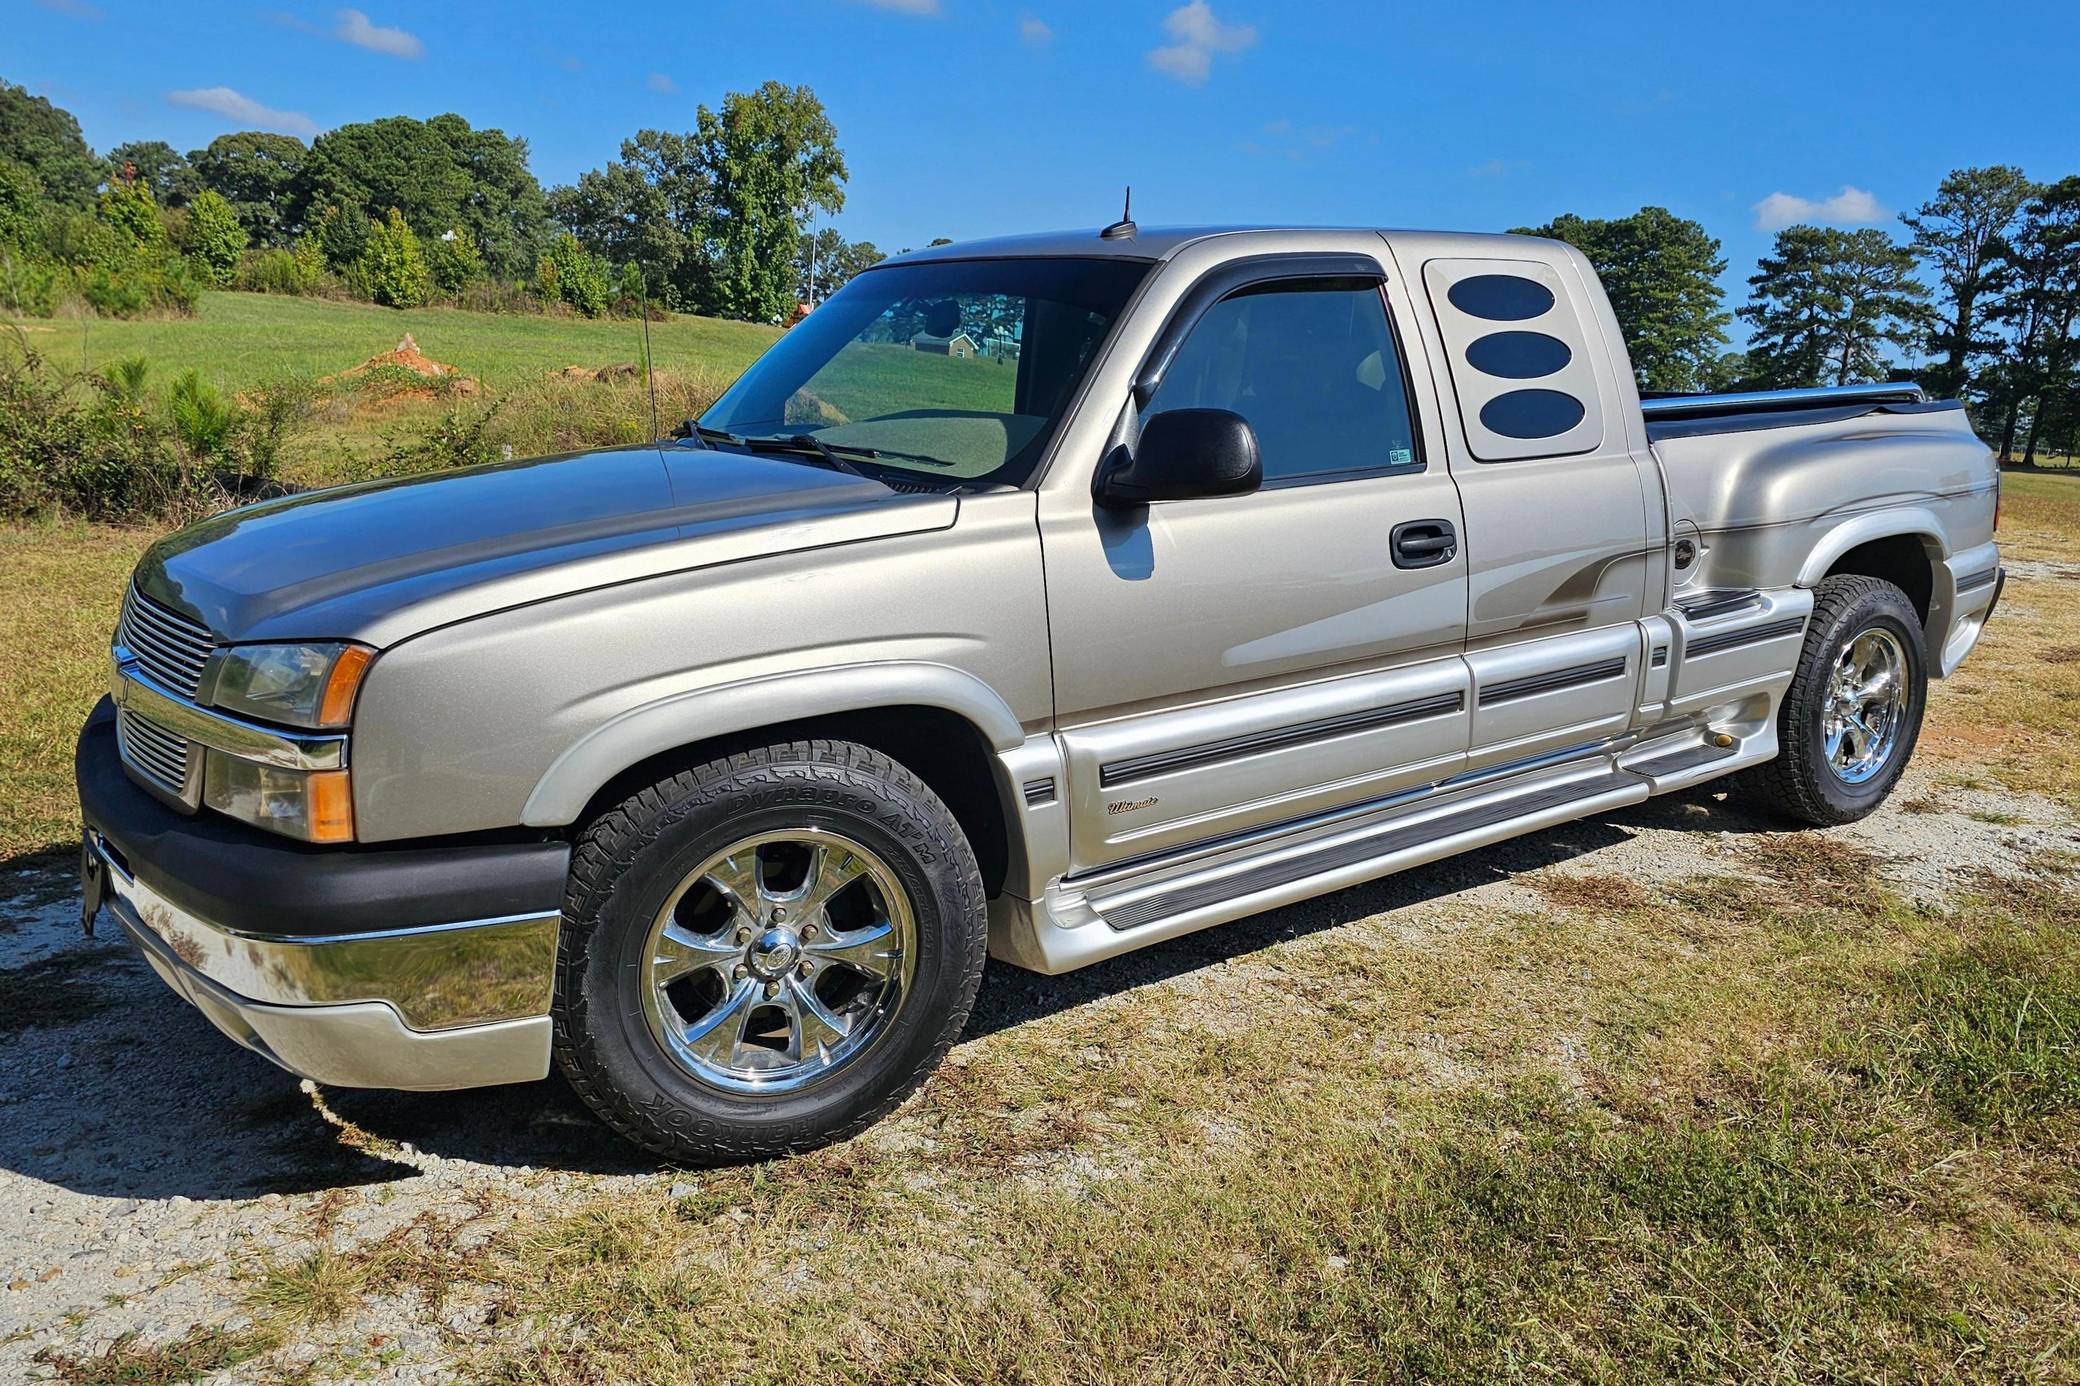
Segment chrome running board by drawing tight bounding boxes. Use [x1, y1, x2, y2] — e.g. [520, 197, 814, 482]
[992, 719, 1778, 974]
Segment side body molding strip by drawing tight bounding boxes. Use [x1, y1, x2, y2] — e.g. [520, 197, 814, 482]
[1097, 691, 1464, 789]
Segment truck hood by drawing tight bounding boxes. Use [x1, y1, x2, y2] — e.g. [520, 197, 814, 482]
[136, 445, 958, 646]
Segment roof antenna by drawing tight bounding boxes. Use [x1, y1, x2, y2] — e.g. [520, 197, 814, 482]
[638, 271, 660, 444]
[1100, 186, 1136, 240]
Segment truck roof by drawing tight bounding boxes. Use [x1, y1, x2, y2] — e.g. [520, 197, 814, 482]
[882, 225, 1536, 265]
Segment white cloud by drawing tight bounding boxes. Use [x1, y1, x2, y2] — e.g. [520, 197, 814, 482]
[1019, 12, 1053, 46]
[1149, 1, 1255, 85]
[165, 86, 319, 138]
[334, 9, 424, 59]
[1240, 119, 1359, 162]
[852, 0, 939, 12]
[647, 72, 678, 94]
[1753, 185, 1884, 231]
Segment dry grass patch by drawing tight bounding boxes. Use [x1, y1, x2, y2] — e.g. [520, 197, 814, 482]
[1532, 870, 1655, 913]
[33, 1324, 281, 1385]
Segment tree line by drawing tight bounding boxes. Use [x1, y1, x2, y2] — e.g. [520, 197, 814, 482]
[1520, 166, 2080, 462]
[0, 76, 884, 324]
[4, 72, 2074, 457]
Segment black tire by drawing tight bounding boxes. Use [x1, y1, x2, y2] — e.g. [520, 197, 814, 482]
[553, 739, 987, 1164]
[1731, 574, 1927, 826]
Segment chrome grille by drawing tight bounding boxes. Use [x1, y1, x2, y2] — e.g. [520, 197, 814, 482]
[116, 705, 195, 799]
[118, 588, 215, 697]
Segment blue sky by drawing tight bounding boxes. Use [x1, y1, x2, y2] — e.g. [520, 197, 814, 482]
[11, 0, 2079, 344]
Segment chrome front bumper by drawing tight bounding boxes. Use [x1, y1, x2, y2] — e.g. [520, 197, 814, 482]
[89, 830, 558, 1091]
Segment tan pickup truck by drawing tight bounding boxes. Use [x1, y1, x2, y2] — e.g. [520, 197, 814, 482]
[79, 224, 2002, 1162]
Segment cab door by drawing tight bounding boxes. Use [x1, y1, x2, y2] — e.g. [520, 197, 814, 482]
[1039, 251, 1470, 874]
[1399, 247, 1658, 770]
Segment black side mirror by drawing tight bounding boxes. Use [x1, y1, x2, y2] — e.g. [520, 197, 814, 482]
[1097, 408, 1262, 506]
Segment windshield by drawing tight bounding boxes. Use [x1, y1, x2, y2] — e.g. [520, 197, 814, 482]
[699, 256, 1150, 487]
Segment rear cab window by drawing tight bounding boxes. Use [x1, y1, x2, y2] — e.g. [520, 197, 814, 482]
[1421, 258, 1604, 461]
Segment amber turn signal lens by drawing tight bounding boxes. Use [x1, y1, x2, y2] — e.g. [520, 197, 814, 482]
[319, 646, 375, 727]
[308, 770, 355, 843]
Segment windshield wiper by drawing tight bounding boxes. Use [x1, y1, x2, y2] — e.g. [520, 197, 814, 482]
[829, 442, 960, 469]
[736, 433, 871, 480]
[670, 420, 743, 449]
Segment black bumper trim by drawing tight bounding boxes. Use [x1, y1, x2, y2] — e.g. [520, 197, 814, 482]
[77, 698, 570, 939]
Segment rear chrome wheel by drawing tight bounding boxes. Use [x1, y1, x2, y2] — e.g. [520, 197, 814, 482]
[1822, 627, 1908, 784]
[642, 830, 916, 1095]
[1731, 574, 1926, 827]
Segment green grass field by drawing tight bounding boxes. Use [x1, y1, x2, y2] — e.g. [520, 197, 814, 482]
[5, 291, 782, 395]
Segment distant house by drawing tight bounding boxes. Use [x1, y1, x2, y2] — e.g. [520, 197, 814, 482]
[911, 331, 978, 358]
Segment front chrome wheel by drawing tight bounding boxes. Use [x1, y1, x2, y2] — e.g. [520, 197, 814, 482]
[641, 829, 916, 1095]
[1822, 626, 1908, 784]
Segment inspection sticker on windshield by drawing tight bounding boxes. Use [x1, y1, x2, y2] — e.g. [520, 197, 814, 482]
[1390, 447, 1415, 465]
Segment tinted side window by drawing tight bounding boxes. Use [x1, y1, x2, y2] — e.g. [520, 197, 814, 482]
[1142, 284, 1419, 484]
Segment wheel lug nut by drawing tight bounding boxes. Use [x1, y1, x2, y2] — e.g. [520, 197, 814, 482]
[764, 981, 780, 999]
[798, 960, 813, 977]
[735, 926, 751, 944]
[733, 964, 748, 980]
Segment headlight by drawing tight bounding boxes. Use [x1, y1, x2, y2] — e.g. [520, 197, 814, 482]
[210, 643, 374, 729]
[202, 752, 355, 843]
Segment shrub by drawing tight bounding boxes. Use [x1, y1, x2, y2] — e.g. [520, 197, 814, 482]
[103, 355, 149, 402]
[379, 397, 505, 476]
[314, 203, 368, 271]
[424, 226, 484, 294]
[77, 254, 200, 317]
[356, 208, 431, 308]
[39, 207, 120, 269]
[0, 248, 60, 316]
[168, 370, 236, 458]
[239, 247, 305, 295]
[292, 234, 325, 285]
[0, 340, 187, 519]
[97, 176, 165, 250]
[537, 232, 611, 318]
[0, 159, 40, 249]
[0, 344, 312, 519]
[184, 189, 245, 288]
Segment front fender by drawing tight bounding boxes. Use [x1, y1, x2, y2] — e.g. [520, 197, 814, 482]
[519, 660, 1029, 828]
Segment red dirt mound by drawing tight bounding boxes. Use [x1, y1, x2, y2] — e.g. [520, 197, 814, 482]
[323, 333, 481, 399]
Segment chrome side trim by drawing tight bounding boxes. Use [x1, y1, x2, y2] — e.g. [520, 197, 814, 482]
[91, 831, 557, 1031]
[112, 657, 347, 772]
